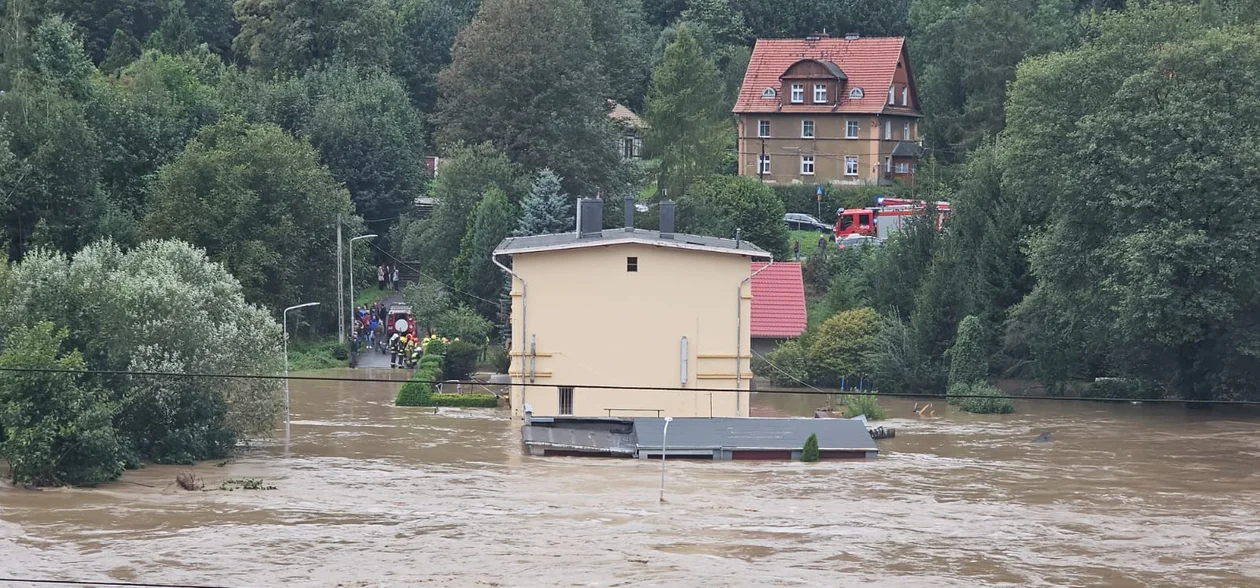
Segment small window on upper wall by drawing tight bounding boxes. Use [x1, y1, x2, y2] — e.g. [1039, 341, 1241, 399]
[627, 257, 638, 272]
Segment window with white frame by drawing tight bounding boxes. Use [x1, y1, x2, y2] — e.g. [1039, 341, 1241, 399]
[801, 155, 815, 175]
[888, 86, 895, 105]
[801, 120, 815, 138]
[813, 84, 827, 103]
[902, 87, 908, 106]
[846, 120, 859, 139]
[903, 122, 911, 140]
[844, 156, 858, 176]
[791, 84, 804, 103]
[894, 162, 910, 174]
[758, 154, 771, 175]
[884, 121, 892, 139]
[758, 120, 770, 138]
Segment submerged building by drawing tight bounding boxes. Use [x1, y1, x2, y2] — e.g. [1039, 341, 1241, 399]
[493, 198, 771, 419]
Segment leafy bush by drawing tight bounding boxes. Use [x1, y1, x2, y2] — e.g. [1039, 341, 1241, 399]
[676, 175, 790, 259]
[3, 240, 284, 465]
[756, 340, 809, 386]
[869, 314, 941, 397]
[841, 393, 888, 420]
[0, 323, 124, 487]
[396, 368, 437, 406]
[1083, 378, 1162, 400]
[801, 433, 820, 462]
[485, 346, 510, 373]
[443, 340, 480, 381]
[427, 394, 498, 408]
[948, 383, 1015, 414]
[434, 305, 493, 342]
[807, 307, 880, 387]
[947, 315, 987, 388]
[422, 336, 449, 357]
[331, 343, 349, 361]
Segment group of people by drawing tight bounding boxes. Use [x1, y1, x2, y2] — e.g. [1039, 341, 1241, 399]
[387, 331, 422, 369]
[377, 264, 400, 291]
[350, 303, 390, 353]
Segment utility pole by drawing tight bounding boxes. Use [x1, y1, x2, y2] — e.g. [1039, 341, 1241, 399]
[336, 214, 344, 345]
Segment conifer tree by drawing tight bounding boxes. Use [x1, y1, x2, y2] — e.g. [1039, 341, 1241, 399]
[514, 169, 573, 237]
[644, 24, 727, 198]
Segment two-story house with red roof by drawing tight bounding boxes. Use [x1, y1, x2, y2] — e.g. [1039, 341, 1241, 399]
[734, 33, 923, 186]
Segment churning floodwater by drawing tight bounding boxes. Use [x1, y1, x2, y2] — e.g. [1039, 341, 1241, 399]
[3, 368, 1259, 587]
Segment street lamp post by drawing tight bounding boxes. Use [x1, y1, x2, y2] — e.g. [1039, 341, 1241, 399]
[347, 234, 379, 339]
[283, 302, 320, 435]
[659, 416, 673, 503]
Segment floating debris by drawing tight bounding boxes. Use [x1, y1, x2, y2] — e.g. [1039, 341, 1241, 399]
[175, 471, 204, 491]
[868, 426, 896, 440]
[218, 478, 277, 491]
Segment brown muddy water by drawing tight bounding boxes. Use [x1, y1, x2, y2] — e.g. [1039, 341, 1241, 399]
[2, 369, 1259, 587]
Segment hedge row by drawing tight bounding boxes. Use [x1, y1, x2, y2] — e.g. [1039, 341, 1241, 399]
[427, 394, 499, 408]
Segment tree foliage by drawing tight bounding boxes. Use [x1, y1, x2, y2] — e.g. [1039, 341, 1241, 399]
[807, 307, 880, 387]
[145, 119, 359, 316]
[232, 0, 397, 75]
[644, 24, 728, 199]
[452, 187, 517, 318]
[800, 432, 819, 462]
[947, 315, 987, 387]
[436, 0, 624, 196]
[1, 240, 284, 464]
[0, 322, 124, 487]
[515, 169, 574, 236]
[677, 175, 789, 259]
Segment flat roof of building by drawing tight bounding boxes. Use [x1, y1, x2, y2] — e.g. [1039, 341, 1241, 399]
[634, 417, 877, 452]
[494, 228, 771, 259]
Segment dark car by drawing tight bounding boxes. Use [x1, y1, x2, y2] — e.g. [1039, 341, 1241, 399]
[784, 213, 832, 232]
[836, 235, 884, 249]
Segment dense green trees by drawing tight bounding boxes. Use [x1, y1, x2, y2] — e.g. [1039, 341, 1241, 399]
[645, 24, 728, 199]
[436, 0, 624, 196]
[232, 0, 396, 75]
[0, 240, 284, 473]
[516, 170, 574, 237]
[452, 187, 517, 318]
[677, 175, 789, 259]
[145, 119, 358, 315]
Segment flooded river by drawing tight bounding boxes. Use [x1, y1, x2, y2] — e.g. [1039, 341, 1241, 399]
[3, 369, 1259, 587]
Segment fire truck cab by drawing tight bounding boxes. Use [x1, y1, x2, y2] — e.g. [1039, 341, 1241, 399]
[834, 197, 951, 240]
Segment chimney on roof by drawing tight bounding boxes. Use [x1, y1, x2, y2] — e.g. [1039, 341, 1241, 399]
[659, 201, 676, 239]
[844, 32, 860, 40]
[623, 195, 635, 231]
[576, 197, 603, 238]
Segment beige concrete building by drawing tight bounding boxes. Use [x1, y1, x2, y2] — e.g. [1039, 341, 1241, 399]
[492, 199, 772, 419]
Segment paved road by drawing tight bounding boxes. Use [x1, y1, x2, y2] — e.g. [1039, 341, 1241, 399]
[352, 292, 404, 369]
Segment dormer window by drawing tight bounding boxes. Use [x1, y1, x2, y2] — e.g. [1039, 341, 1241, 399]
[790, 84, 804, 103]
[848, 87, 864, 100]
[813, 84, 827, 103]
[761, 87, 776, 99]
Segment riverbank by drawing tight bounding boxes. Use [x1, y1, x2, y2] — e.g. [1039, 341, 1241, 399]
[286, 338, 348, 371]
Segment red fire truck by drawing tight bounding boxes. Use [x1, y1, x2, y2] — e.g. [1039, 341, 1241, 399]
[834, 197, 952, 240]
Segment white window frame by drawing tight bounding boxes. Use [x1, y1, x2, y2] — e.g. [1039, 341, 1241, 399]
[844, 156, 858, 176]
[801, 155, 815, 175]
[902, 87, 908, 106]
[791, 84, 804, 103]
[813, 84, 827, 103]
[888, 86, 895, 105]
[894, 161, 910, 174]
[801, 120, 814, 138]
[846, 120, 859, 139]
[758, 154, 771, 175]
[758, 119, 770, 138]
[884, 121, 892, 140]
[886, 156, 892, 173]
[903, 122, 911, 140]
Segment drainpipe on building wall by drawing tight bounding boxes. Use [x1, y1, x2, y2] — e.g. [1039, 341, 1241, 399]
[736, 257, 774, 415]
[493, 253, 527, 413]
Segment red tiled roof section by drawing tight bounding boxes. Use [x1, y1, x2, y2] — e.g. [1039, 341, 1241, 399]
[734, 37, 906, 114]
[750, 262, 807, 339]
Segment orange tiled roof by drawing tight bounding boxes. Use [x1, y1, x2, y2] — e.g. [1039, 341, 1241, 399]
[750, 261, 807, 339]
[734, 37, 908, 114]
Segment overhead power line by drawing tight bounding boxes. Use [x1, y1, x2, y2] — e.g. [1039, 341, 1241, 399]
[1, 367, 1256, 406]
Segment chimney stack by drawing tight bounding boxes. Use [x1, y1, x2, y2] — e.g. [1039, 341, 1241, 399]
[578, 198, 603, 238]
[624, 196, 635, 232]
[659, 200, 675, 238]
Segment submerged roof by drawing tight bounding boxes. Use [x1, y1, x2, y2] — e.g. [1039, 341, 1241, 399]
[634, 417, 877, 452]
[494, 229, 771, 259]
[750, 262, 806, 339]
[735, 37, 910, 114]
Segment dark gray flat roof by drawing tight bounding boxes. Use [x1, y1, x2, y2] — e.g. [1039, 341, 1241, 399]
[634, 417, 877, 452]
[494, 229, 771, 259]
